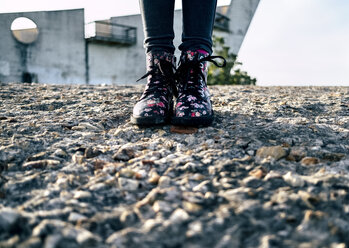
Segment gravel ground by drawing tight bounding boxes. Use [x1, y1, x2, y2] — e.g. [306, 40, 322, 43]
[0, 82, 348, 248]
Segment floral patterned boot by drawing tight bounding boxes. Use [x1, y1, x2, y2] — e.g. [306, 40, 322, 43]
[131, 51, 176, 125]
[172, 50, 226, 126]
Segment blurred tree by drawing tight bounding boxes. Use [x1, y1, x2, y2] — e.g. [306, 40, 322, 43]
[208, 36, 257, 85]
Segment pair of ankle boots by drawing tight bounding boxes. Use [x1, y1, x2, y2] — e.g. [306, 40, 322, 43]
[131, 50, 226, 126]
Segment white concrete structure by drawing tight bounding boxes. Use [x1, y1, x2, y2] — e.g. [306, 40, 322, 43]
[0, 0, 260, 84]
[0, 9, 86, 84]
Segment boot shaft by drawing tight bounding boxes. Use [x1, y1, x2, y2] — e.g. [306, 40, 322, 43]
[145, 51, 176, 82]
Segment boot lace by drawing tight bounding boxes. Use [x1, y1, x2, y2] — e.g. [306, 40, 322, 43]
[175, 55, 226, 95]
[137, 59, 177, 98]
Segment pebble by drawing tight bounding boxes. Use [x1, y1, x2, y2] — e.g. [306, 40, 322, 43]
[113, 147, 136, 161]
[0, 83, 348, 247]
[68, 212, 88, 222]
[73, 190, 92, 200]
[182, 201, 202, 213]
[53, 149, 68, 158]
[117, 168, 135, 178]
[72, 153, 84, 164]
[118, 177, 140, 191]
[23, 159, 60, 169]
[0, 208, 20, 231]
[248, 166, 268, 179]
[84, 147, 101, 158]
[152, 200, 173, 213]
[256, 146, 288, 161]
[158, 176, 171, 187]
[301, 157, 320, 165]
[170, 208, 190, 223]
[148, 172, 161, 185]
[283, 172, 305, 187]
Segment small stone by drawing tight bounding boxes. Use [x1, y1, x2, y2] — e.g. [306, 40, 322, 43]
[43, 234, 65, 248]
[190, 173, 205, 181]
[120, 210, 139, 225]
[322, 153, 345, 162]
[304, 210, 327, 221]
[118, 177, 140, 191]
[182, 201, 202, 213]
[17, 237, 41, 248]
[158, 176, 171, 187]
[72, 153, 84, 164]
[23, 159, 60, 169]
[74, 191, 92, 200]
[242, 176, 263, 188]
[264, 171, 282, 181]
[143, 219, 162, 232]
[134, 170, 146, 179]
[204, 192, 215, 201]
[27, 151, 47, 161]
[117, 168, 135, 178]
[249, 166, 268, 179]
[0, 208, 20, 231]
[76, 229, 101, 246]
[186, 221, 203, 238]
[170, 126, 198, 134]
[113, 147, 136, 161]
[301, 157, 320, 165]
[157, 129, 167, 136]
[298, 190, 320, 209]
[74, 122, 101, 131]
[89, 182, 107, 191]
[152, 200, 173, 213]
[32, 219, 66, 237]
[68, 212, 87, 222]
[92, 160, 107, 170]
[283, 172, 305, 187]
[193, 180, 210, 193]
[148, 172, 160, 185]
[170, 208, 189, 223]
[84, 147, 101, 158]
[141, 160, 155, 165]
[286, 148, 307, 162]
[256, 146, 288, 161]
[53, 149, 68, 158]
[330, 244, 346, 248]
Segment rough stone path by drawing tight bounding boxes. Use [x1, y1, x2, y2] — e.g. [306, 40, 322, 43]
[0, 83, 348, 248]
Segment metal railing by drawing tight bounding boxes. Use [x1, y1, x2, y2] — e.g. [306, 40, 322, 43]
[85, 21, 137, 45]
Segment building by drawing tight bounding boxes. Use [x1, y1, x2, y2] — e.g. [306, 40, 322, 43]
[0, 0, 260, 85]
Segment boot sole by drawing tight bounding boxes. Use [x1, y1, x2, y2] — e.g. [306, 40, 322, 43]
[130, 115, 168, 126]
[171, 115, 214, 127]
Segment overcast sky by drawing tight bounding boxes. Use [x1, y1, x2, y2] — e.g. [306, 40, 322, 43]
[1, 0, 348, 86]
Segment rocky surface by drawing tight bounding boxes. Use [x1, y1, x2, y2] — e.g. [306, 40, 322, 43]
[0, 82, 348, 248]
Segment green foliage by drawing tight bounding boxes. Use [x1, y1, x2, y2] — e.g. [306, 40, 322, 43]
[207, 36, 257, 85]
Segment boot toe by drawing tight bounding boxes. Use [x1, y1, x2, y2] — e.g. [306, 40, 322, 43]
[131, 99, 170, 125]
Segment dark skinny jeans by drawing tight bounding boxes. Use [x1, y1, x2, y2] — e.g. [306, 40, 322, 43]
[139, 0, 218, 54]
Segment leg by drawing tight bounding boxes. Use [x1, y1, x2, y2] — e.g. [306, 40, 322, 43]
[139, 0, 176, 53]
[179, 0, 218, 54]
[173, 0, 226, 126]
[131, 0, 177, 125]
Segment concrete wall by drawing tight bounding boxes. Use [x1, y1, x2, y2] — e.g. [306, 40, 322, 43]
[0, 9, 86, 84]
[225, 0, 260, 54]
